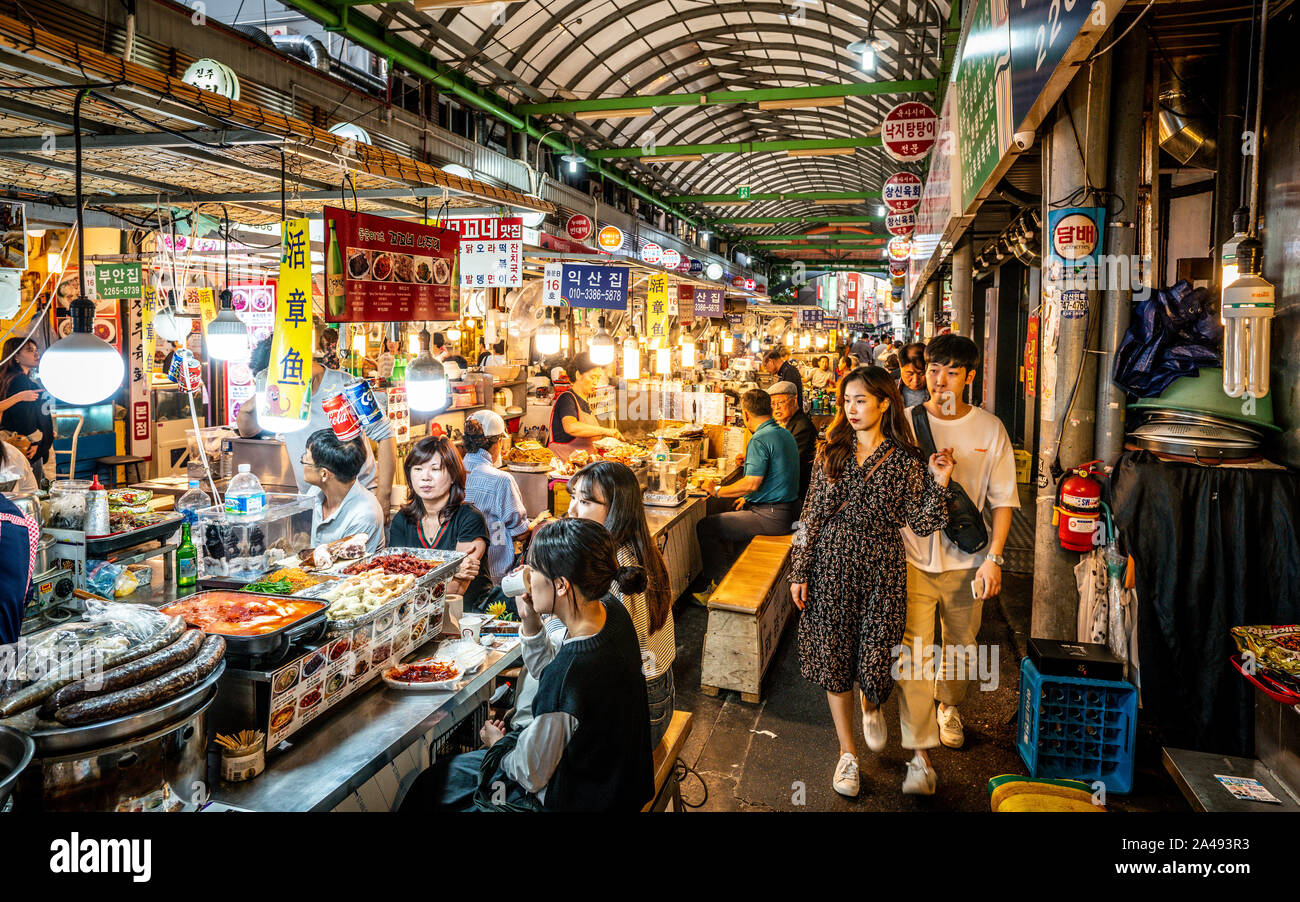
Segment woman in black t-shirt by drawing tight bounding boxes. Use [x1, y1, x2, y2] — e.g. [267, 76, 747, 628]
[0, 338, 52, 478]
[387, 434, 491, 610]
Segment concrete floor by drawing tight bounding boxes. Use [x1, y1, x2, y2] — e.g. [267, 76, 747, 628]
[668, 567, 1187, 812]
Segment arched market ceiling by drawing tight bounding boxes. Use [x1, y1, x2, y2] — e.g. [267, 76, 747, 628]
[350, 0, 952, 244]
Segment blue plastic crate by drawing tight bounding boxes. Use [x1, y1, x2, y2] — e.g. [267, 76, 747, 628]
[1016, 657, 1137, 794]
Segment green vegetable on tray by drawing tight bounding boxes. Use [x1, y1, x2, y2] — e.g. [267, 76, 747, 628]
[243, 578, 294, 595]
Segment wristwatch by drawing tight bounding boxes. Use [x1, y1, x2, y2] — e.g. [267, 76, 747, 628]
[984, 553, 1005, 567]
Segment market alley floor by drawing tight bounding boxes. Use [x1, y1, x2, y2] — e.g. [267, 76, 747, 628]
[667, 570, 1186, 813]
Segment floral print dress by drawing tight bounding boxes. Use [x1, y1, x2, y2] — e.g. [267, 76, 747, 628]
[788, 438, 950, 702]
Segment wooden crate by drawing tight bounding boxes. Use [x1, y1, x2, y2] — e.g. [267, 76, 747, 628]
[700, 534, 794, 703]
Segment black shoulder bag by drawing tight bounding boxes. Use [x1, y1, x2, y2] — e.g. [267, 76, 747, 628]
[471, 730, 544, 812]
[910, 407, 989, 554]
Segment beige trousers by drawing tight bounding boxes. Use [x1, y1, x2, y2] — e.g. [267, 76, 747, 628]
[897, 564, 983, 750]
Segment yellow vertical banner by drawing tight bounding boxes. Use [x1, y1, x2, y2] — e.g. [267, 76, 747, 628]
[647, 274, 670, 345]
[260, 219, 313, 427]
[141, 285, 157, 372]
[191, 287, 217, 335]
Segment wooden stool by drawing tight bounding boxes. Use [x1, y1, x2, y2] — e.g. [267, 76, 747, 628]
[642, 710, 693, 812]
[96, 455, 145, 487]
[700, 534, 795, 703]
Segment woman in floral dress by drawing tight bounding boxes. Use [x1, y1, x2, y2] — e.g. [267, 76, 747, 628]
[789, 366, 954, 797]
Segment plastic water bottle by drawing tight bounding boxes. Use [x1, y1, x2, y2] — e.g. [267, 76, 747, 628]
[224, 464, 266, 518]
[176, 479, 211, 527]
[653, 436, 670, 463]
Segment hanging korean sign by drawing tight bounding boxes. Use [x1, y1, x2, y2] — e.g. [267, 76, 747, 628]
[800, 308, 824, 326]
[597, 226, 625, 252]
[262, 218, 314, 430]
[542, 262, 629, 310]
[883, 173, 924, 213]
[881, 101, 938, 162]
[886, 210, 917, 237]
[566, 214, 593, 242]
[689, 259, 703, 275]
[324, 206, 458, 322]
[1024, 314, 1039, 397]
[661, 248, 681, 270]
[189, 287, 217, 336]
[646, 274, 671, 342]
[89, 262, 143, 301]
[231, 282, 275, 347]
[888, 236, 912, 261]
[181, 58, 241, 100]
[444, 216, 523, 288]
[845, 273, 860, 317]
[126, 289, 153, 459]
[1045, 206, 1106, 321]
[677, 283, 695, 323]
[956, 0, 1014, 212]
[694, 288, 725, 318]
[640, 243, 662, 265]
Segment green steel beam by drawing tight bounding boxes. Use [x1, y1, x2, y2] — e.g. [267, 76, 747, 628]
[277, 0, 699, 225]
[720, 216, 882, 225]
[671, 190, 882, 203]
[517, 80, 938, 115]
[591, 137, 881, 160]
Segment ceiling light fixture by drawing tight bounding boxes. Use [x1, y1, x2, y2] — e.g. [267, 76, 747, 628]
[561, 153, 584, 174]
[757, 97, 846, 111]
[813, 197, 868, 205]
[574, 107, 655, 120]
[785, 147, 859, 158]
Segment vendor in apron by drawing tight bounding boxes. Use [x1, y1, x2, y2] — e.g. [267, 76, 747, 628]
[548, 352, 622, 463]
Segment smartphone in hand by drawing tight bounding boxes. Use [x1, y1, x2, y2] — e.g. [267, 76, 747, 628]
[970, 576, 986, 599]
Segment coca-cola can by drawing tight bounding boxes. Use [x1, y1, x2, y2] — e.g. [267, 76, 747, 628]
[322, 390, 361, 440]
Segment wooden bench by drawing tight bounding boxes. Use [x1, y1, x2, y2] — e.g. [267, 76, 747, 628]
[700, 534, 795, 703]
[642, 710, 693, 812]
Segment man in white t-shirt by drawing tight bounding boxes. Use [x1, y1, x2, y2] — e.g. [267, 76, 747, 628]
[893, 334, 1019, 796]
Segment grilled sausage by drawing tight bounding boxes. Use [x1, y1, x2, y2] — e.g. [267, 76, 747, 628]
[0, 615, 187, 718]
[41, 629, 205, 715]
[54, 635, 226, 726]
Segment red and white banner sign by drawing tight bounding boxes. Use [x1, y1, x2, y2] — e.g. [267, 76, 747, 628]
[845, 273, 860, 317]
[640, 243, 662, 265]
[883, 172, 923, 212]
[888, 236, 912, 261]
[886, 210, 916, 237]
[566, 214, 593, 242]
[444, 216, 524, 288]
[881, 101, 938, 163]
[676, 283, 695, 323]
[660, 248, 681, 269]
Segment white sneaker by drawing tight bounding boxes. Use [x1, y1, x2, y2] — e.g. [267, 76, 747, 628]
[832, 752, 860, 797]
[937, 705, 964, 748]
[902, 754, 937, 796]
[861, 706, 887, 752]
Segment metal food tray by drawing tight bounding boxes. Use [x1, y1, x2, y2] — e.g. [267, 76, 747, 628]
[297, 575, 426, 635]
[86, 513, 185, 556]
[325, 547, 465, 589]
[161, 592, 328, 660]
[23, 660, 225, 756]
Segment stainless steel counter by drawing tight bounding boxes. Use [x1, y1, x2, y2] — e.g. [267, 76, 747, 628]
[208, 639, 521, 812]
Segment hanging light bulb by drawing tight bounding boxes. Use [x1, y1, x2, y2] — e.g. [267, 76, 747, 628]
[536, 307, 562, 356]
[1222, 236, 1274, 398]
[447, 323, 462, 342]
[406, 328, 448, 412]
[815, 333, 828, 350]
[351, 326, 366, 356]
[589, 315, 616, 365]
[153, 290, 193, 342]
[46, 235, 64, 274]
[721, 331, 734, 354]
[749, 337, 760, 354]
[680, 338, 696, 368]
[655, 346, 671, 374]
[206, 206, 250, 362]
[562, 153, 584, 175]
[407, 329, 420, 355]
[623, 332, 641, 380]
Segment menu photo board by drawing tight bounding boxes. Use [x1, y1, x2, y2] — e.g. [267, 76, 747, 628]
[444, 216, 523, 288]
[324, 206, 458, 322]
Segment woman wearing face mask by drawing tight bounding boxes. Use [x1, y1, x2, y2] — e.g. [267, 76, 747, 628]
[568, 460, 676, 746]
[387, 434, 491, 610]
[547, 351, 622, 463]
[400, 517, 654, 812]
[788, 366, 954, 798]
[0, 338, 52, 479]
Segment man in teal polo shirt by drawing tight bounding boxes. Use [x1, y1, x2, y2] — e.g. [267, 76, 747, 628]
[695, 389, 801, 588]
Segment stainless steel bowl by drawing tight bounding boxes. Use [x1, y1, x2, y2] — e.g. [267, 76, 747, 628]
[2, 491, 42, 528]
[0, 725, 35, 809]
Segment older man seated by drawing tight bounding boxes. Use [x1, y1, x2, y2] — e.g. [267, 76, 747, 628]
[302, 428, 387, 553]
[765, 381, 816, 499]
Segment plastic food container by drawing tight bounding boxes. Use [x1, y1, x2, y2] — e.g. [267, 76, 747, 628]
[194, 493, 315, 582]
[48, 479, 91, 530]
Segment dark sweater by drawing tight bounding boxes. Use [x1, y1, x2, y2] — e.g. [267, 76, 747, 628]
[531, 600, 654, 811]
[783, 409, 817, 497]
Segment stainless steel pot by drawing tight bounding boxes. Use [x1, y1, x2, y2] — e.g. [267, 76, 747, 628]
[2, 491, 42, 528]
[0, 726, 35, 810]
[32, 535, 54, 573]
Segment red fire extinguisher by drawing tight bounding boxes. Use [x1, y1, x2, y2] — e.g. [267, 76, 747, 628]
[1053, 460, 1105, 552]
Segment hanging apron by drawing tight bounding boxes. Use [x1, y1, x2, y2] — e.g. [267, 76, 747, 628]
[548, 389, 597, 463]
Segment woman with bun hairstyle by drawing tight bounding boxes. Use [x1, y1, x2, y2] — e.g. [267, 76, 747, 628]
[400, 517, 654, 811]
[568, 459, 676, 746]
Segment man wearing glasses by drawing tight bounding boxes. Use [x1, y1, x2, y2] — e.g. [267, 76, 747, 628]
[301, 428, 386, 553]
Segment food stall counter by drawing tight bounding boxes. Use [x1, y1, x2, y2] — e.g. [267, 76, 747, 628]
[206, 641, 521, 812]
